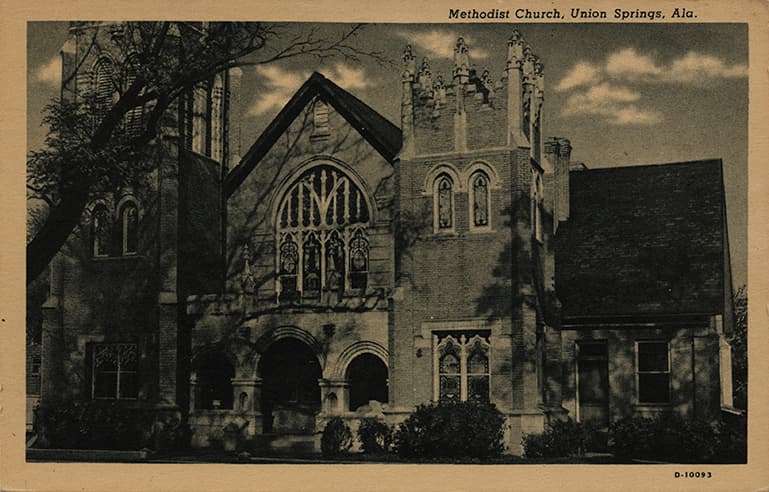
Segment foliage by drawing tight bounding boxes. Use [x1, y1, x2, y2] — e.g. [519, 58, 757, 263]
[34, 400, 153, 450]
[608, 414, 746, 463]
[27, 21, 387, 284]
[357, 418, 392, 454]
[320, 417, 353, 457]
[392, 401, 505, 459]
[730, 285, 747, 409]
[521, 418, 601, 459]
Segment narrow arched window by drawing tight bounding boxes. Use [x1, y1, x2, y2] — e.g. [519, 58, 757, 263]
[303, 232, 321, 296]
[91, 204, 111, 257]
[435, 174, 454, 231]
[349, 229, 369, 291]
[535, 174, 543, 242]
[92, 58, 115, 123]
[470, 172, 490, 229]
[123, 55, 144, 136]
[119, 202, 138, 255]
[437, 337, 461, 403]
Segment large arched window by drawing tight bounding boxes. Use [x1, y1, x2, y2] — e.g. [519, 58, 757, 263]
[433, 173, 455, 232]
[118, 201, 138, 255]
[275, 164, 370, 302]
[469, 171, 490, 230]
[91, 204, 111, 257]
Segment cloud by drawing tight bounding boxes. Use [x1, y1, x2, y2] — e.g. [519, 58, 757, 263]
[555, 61, 601, 91]
[399, 30, 489, 60]
[667, 52, 748, 82]
[558, 47, 747, 90]
[563, 83, 661, 126]
[247, 63, 373, 117]
[605, 48, 661, 79]
[34, 56, 61, 86]
[555, 47, 745, 124]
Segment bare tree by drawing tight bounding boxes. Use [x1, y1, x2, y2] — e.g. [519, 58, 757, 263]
[27, 21, 387, 284]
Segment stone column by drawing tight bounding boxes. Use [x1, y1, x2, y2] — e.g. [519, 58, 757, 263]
[231, 377, 263, 436]
[319, 378, 350, 415]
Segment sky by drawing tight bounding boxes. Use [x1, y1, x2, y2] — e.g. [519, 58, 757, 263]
[27, 22, 748, 287]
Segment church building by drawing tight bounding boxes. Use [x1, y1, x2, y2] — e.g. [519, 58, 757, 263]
[32, 23, 737, 455]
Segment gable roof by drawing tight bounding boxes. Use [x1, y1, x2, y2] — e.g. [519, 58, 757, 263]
[555, 159, 728, 320]
[224, 72, 402, 198]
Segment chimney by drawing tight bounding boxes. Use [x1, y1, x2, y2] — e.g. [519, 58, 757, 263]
[545, 137, 571, 230]
[556, 138, 572, 225]
[401, 44, 416, 157]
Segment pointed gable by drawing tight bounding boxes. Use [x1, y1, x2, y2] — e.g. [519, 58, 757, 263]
[224, 72, 401, 198]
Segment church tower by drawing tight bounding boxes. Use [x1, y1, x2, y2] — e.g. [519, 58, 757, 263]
[391, 30, 567, 452]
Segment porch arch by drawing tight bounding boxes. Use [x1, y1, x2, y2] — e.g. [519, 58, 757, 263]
[332, 340, 389, 380]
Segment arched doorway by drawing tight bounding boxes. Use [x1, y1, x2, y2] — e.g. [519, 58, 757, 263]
[346, 353, 388, 412]
[258, 338, 322, 433]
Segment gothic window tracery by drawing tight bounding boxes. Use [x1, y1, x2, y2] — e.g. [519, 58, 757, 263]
[434, 331, 490, 402]
[470, 172, 490, 229]
[275, 164, 370, 301]
[434, 174, 454, 231]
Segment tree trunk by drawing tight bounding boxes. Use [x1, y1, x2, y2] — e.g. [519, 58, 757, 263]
[26, 189, 90, 285]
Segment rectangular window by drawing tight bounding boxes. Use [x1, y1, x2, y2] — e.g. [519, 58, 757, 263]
[636, 340, 670, 404]
[92, 343, 138, 400]
[434, 331, 490, 403]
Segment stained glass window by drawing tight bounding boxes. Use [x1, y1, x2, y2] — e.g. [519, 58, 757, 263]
[472, 173, 489, 228]
[349, 229, 369, 290]
[438, 338, 461, 403]
[437, 176, 453, 229]
[275, 164, 370, 300]
[436, 332, 490, 403]
[303, 233, 321, 295]
[92, 343, 138, 400]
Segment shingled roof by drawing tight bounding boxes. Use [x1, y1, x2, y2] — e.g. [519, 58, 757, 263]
[555, 159, 729, 320]
[224, 72, 402, 198]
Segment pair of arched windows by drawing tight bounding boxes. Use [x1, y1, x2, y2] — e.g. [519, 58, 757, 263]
[434, 331, 490, 403]
[90, 200, 139, 257]
[275, 164, 370, 302]
[432, 170, 492, 233]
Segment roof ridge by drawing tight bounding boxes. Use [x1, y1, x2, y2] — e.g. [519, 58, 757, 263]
[578, 158, 721, 174]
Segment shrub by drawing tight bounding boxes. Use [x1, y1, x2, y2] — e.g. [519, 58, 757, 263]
[357, 418, 392, 454]
[34, 400, 153, 450]
[393, 401, 505, 459]
[609, 415, 743, 463]
[321, 417, 353, 457]
[521, 418, 596, 458]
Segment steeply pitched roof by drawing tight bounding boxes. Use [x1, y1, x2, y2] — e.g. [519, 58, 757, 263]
[224, 72, 402, 198]
[555, 159, 728, 320]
